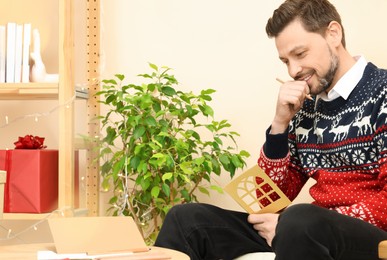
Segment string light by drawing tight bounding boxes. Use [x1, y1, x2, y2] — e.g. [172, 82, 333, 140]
[0, 207, 76, 242]
[0, 95, 76, 129]
[0, 77, 99, 130]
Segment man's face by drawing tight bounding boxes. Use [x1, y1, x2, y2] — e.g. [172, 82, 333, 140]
[275, 19, 339, 95]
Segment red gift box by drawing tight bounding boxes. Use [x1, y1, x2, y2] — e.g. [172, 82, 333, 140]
[0, 149, 58, 213]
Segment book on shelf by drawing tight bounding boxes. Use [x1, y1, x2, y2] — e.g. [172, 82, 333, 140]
[22, 23, 31, 83]
[0, 25, 5, 83]
[14, 24, 23, 83]
[1, 22, 33, 84]
[6, 22, 16, 83]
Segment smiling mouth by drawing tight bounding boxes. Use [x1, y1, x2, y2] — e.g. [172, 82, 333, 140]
[301, 74, 312, 82]
[295, 72, 313, 82]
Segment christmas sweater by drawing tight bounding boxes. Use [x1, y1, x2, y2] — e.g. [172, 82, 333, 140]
[258, 63, 387, 231]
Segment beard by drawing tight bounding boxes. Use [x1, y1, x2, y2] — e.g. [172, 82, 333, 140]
[316, 47, 339, 94]
[305, 46, 339, 95]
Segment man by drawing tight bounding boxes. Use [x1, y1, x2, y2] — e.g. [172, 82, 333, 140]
[154, 0, 387, 259]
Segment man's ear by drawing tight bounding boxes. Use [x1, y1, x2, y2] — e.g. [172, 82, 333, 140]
[326, 21, 343, 47]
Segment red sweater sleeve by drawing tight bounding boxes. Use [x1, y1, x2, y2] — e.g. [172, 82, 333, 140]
[258, 147, 308, 202]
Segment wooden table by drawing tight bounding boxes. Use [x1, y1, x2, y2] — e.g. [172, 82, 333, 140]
[0, 243, 189, 260]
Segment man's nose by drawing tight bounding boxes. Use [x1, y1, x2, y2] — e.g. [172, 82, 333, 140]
[288, 61, 302, 79]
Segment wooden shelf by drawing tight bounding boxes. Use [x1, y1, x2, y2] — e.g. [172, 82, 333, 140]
[0, 83, 89, 100]
[0, 83, 58, 100]
[3, 213, 51, 220]
[3, 208, 88, 219]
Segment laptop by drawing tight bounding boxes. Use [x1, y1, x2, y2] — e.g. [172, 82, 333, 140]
[48, 216, 149, 254]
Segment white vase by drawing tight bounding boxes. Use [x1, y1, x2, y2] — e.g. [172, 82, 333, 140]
[30, 29, 47, 82]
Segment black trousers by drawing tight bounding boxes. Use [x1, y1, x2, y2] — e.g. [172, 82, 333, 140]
[154, 203, 387, 260]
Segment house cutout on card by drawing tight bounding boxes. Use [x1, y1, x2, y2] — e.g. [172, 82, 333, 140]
[224, 165, 291, 214]
[48, 216, 149, 255]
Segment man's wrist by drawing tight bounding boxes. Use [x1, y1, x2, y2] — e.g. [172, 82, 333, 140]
[263, 126, 289, 159]
[270, 120, 289, 135]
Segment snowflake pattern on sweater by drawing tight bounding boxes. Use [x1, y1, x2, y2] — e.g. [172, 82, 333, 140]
[258, 63, 387, 231]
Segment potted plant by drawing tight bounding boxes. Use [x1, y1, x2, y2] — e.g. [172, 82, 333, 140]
[96, 63, 250, 244]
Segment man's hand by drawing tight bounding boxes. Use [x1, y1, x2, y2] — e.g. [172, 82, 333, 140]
[247, 213, 279, 247]
[271, 80, 310, 134]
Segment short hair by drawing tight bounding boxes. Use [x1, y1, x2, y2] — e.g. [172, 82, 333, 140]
[266, 0, 346, 47]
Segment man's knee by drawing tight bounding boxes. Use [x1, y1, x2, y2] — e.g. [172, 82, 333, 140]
[168, 202, 203, 214]
[278, 204, 326, 228]
[275, 204, 331, 241]
[164, 203, 210, 224]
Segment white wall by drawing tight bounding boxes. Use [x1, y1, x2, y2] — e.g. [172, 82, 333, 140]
[100, 0, 387, 212]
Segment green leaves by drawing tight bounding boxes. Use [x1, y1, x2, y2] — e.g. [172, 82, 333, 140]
[198, 104, 214, 117]
[95, 63, 250, 245]
[133, 125, 146, 139]
[162, 172, 173, 182]
[148, 63, 158, 71]
[151, 186, 160, 198]
[161, 86, 176, 96]
[144, 116, 157, 127]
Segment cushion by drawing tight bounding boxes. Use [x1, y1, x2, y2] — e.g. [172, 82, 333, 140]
[234, 252, 276, 260]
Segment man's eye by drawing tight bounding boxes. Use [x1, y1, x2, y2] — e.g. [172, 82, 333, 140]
[296, 52, 305, 57]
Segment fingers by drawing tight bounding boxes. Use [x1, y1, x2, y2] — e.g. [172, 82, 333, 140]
[247, 215, 265, 235]
[279, 80, 310, 106]
[247, 214, 279, 232]
[248, 214, 277, 247]
[276, 77, 311, 98]
[247, 213, 275, 225]
[254, 223, 271, 244]
[247, 213, 264, 224]
[272, 80, 310, 132]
